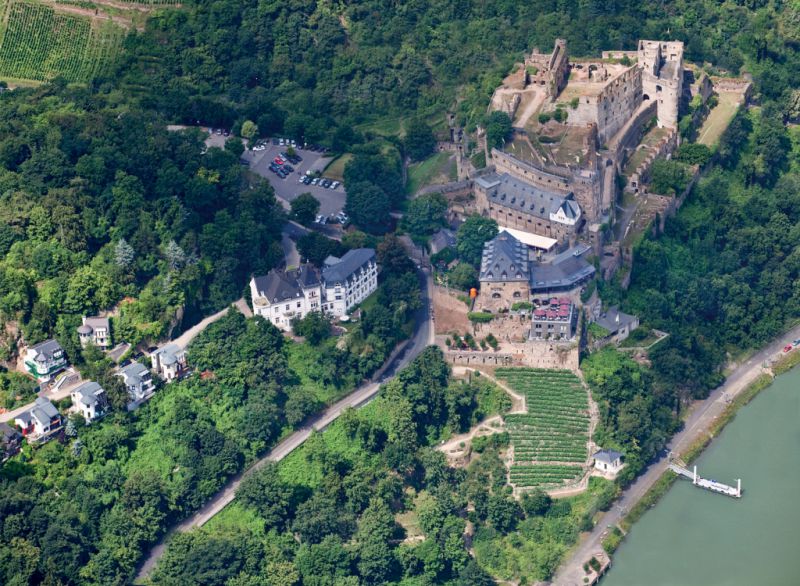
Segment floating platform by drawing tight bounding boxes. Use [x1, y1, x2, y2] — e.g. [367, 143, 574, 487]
[669, 462, 742, 498]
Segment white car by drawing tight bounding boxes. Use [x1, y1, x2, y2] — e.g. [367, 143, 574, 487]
[331, 181, 340, 189]
[311, 178, 319, 185]
[279, 138, 285, 146]
[299, 175, 308, 183]
[290, 140, 297, 147]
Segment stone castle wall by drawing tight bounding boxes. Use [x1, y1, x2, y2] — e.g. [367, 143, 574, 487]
[444, 339, 580, 371]
[566, 66, 643, 146]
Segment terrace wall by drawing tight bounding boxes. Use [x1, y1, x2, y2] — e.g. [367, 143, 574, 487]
[444, 339, 579, 371]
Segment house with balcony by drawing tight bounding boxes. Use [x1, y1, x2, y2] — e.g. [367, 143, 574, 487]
[117, 361, 156, 408]
[250, 249, 378, 331]
[70, 381, 108, 423]
[150, 344, 188, 382]
[1, 422, 21, 462]
[24, 339, 68, 383]
[14, 397, 62, 443]
[77, 316, 111, 349]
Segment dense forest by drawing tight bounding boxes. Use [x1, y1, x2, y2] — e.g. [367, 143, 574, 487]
[1, 0, 800, 584]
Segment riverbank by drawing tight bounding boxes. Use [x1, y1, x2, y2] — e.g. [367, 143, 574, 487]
[551, 323, 800, 586]
[602, 356, 800, 585]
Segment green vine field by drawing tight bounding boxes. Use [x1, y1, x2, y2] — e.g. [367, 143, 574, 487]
[0, 0, 124, 83]
[496, 368, 591, 489]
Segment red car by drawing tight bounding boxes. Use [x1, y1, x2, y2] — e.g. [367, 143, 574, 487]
[273, 157, 284, 165]
[783, 344, 793, 353]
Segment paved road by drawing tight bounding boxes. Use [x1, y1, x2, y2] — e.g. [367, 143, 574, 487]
[0, 372, 85, 423]
[135, 268, 433, 582]
[551, 322, 800, 585]
[169, 298, 250, 350]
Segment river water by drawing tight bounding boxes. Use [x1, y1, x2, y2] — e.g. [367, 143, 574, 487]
[602, 367, 800, 586]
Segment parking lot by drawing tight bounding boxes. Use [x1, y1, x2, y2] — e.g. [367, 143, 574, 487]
[241, 142, 347, 218]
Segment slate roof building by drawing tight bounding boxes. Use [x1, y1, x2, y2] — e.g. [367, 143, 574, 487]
[150, 343, 188, 382]
[593, 449, 624, 477]
[250, 249, 378, 330]
[430, 229, 457, 255]
[14, 397, 62, 443]
[474, 172, 582, 242]
[24, 339, 68, 382]
[0, 422, 21, 462]
[478, 232, 595, 308]
[77, 316, 111, 349]
[70, 381, 107, 423]
[117, 361, 156, 407]
[593, 306, 640, 345]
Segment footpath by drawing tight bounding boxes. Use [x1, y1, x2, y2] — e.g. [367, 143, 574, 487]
[551, 322, 800, 586]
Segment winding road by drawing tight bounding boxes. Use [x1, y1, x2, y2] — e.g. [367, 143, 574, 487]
[135, 267, 433, 582]
[551, 322, 800, 585]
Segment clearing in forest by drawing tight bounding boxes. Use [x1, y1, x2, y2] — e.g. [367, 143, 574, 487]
[495, 368, 591, 491]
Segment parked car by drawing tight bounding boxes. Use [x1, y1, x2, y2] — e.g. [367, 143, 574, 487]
[273, 157, 284, 165]
[299, 175, 308, 183]
[783, 344, 793, 353]
[302, 176, 312, 184]
[315, 215, 323, 224]
[321, 179, 331, 188]
[311, 178, 319, 185]
[793, 339, 800, 347]
[272, 138, 280, 145]
[284, 164, 294, 173]
[331, 181, 340, 189]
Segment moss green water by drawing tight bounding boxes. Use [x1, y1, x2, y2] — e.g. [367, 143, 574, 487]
[603, 367, 800, 586]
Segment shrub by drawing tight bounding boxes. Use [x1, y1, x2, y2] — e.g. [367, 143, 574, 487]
[468, 311, 494, 323]
[570, 97, 580, 109]
[511, 301, 533, 311]
[538, 112, 552, 124]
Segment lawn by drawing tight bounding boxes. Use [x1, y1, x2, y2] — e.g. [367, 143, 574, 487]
[204, 501, 266, 534]
[406, 151, 455, 195]
[697, 91, 742, 147]
[323, 153, 353, 181]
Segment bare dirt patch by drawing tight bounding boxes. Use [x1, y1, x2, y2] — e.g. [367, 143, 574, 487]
[432, 286, 471, 334]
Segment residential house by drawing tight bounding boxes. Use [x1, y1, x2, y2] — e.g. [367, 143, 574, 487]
[593, 449, 624, 478]
[24, 339, 68, 383]
[70, 381, 107, 423]
[250, 249, 378, 331]
[77, 316, 111, 349]
[0, 422, 21, 462]
[117, 361, 156, 408]
[150, 344, 188, 382]
[593, 306, 640, 345]
[14, 397, 62, 443]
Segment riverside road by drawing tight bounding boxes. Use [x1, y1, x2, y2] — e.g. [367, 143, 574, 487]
[551, 322, 800, 586]
[135, 267, 433, 582]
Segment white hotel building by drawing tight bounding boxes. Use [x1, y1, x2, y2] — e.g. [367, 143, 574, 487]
[250, 249, 378, 330]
